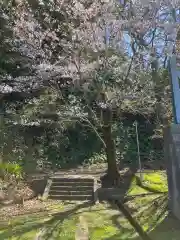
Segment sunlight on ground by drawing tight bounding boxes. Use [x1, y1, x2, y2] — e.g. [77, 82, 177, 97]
[127, 171, 168, 195]
[0, 171, 179, 240]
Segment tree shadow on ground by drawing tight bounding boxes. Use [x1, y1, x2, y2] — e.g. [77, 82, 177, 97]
[0, 211, 50, 231]
[0, 201, 93, 239]
[99, 165, 169, 240]
[0, 167, 170, 240]
[120, 166, 137, 196]
[105, 193, 168, 240]
[135, 194, 168, 227]
[132, 213, 180, 240]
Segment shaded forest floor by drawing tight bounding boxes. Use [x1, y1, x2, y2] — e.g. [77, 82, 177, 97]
[0, 170, 179, 240]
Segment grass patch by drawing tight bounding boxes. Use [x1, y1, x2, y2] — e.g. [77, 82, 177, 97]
[0, 171, 178, 240]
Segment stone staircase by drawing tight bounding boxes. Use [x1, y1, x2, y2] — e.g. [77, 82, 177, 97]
[43, 175, 96, 201]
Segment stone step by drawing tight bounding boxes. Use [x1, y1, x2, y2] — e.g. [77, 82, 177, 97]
[51, 177, 94, 183]
[51, 181, 94, 187]
[49, 194, 93, 201]
[50, 186, 93, 191]
[49, 190, 93, 196]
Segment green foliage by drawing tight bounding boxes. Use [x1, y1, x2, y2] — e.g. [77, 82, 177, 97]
[0, 113, 164, 172]
[0, 162, 22, 180]
[85, 152, 106, 165]
[116, 120, 163, 165]
[42, 123, 103, 168]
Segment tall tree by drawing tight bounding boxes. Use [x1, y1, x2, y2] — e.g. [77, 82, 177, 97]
[29, 0, 155, 183]
[0, 0, 178, 181]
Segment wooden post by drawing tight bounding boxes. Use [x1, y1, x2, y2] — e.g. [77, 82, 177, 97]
[42, 178, 52, 200]
[93, 178, 98, 204]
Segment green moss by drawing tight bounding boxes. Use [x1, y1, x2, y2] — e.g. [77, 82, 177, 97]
[141, 171, 168, 192]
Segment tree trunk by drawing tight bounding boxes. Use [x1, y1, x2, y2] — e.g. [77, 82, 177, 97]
[101, 106, 120, 184]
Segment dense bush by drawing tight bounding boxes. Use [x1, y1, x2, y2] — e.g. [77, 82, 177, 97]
[116, 121, 163, 166]
[0, 115, 164, 173]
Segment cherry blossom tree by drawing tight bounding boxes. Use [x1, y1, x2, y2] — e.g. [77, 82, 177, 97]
[0, 0, 179, 183]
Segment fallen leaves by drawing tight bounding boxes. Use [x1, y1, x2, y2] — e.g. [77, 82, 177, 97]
[0, 199, 46, 221]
